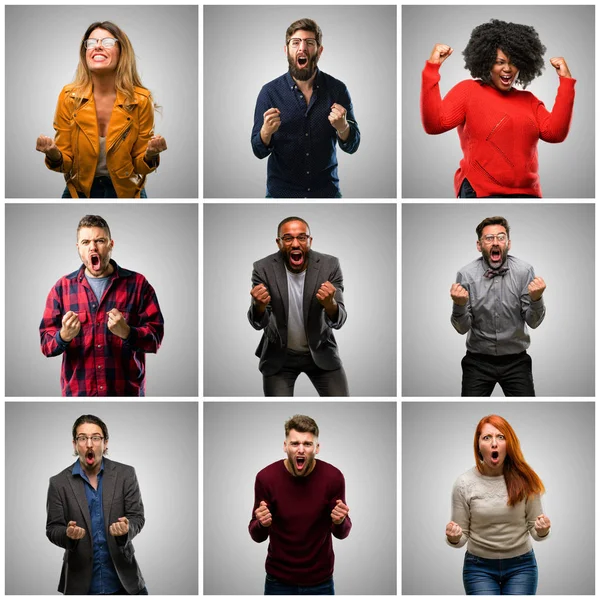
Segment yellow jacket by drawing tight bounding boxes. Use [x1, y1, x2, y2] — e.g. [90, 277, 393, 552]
[46, 85, 160, 198]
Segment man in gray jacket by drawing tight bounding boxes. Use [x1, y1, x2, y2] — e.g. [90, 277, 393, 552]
[249, 216, 349, 396]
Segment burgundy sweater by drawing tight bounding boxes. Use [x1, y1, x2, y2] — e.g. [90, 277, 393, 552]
[249, 459, 351, 585]
[421, 61, 576, 197]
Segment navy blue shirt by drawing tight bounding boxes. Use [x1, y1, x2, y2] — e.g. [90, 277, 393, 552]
[251, 69, 360, 198]
[73, 459, 122, 594]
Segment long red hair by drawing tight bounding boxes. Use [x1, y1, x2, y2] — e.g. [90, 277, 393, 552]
[473, 415, 545, 506]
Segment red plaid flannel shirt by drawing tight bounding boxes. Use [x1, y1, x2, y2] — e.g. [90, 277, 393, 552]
[40, 260, 164, 396]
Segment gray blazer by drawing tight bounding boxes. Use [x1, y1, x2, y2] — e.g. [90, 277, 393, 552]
[248, 249, 347, 376]
[46, 458, 146, 595]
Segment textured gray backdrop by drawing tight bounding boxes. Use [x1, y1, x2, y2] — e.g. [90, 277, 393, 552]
[5, 204, 198, 396]
[5, 402, 198, 594]
[6, 5, 198, 198]
[204, 401, 397, 595]
[203, 203, 397, 396]
[204, 5, 397, 198]
[402, 5, 595, 198]
[402, 203, 594, 396]
[402, 402, 595, 595]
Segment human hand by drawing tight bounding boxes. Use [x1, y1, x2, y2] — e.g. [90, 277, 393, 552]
[251, 284, 271, 311]
[328, 103, 348, 134]
[36, 135, 62, 162]
[261, 108, 281, 137]
[145, 135, 167, 158]
[534, 514, 551, 537]
[549, 57, 571, 78]
[66, 520, 86, 540]
[255, 500, 272, 527]
[331, 499, 349, 525]
[106, 308, 131, 340]
[316, 281, 337, 309]
[450, 283, 469, 306]
[60, 311, 81, 343]
[528, 277, 546, 302]
[445, 521, 463, 544]
[109, 516, 129, 537]
[429, 44, 453, 65]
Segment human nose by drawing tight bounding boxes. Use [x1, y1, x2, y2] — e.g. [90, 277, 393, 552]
[491, 437, 498, 447]
[85, 437, 94, 447]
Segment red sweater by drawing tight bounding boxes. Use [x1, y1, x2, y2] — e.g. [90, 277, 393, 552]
[249, 459, 351, 585]
[421, 61, 576, 197]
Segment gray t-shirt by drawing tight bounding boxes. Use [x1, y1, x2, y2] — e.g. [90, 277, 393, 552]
[286, 268, 309, 352]
[85, 273, 110, 303]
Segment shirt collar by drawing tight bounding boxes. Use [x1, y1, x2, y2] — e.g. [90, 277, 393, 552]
[69, 85, 139, 107]
[75, 259, 132, 283]
[72, 457, 105, 482]
[285, 68, 322, 91]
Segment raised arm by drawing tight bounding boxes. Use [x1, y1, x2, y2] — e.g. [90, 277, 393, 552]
[521, 270, 546, 329]
[450, 275, 472, 334]
[446, 478, 469, 548]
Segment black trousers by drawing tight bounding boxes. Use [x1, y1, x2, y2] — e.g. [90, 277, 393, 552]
[461, 351, 535, 397]
[458, 177, 540, 199]
[263, 351, 349, 397]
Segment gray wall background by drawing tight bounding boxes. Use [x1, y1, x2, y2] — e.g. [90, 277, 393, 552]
[204, 5, 397, 198]
[402, 203, 594, 396]
[5, 204, 198, 396]
[402, 402, 595, 595]
[5, 402, 198, 594]
[204, 401, 397, 595]
[204, 203, 397, 396]
[6, 5, 198, 198]
[402, 5, 595, 198]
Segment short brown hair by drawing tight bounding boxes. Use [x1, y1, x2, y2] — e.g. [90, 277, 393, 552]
[77, 215, 111, 240]
[476, 216, 510, 240]
[284, 414, 319, 438]
[286, 18, 322, 46]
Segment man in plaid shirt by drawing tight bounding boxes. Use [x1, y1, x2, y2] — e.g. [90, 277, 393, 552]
[40, 215, 164, 396]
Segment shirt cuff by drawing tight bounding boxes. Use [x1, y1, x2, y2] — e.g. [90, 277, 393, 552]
[55, 331, 70, 349]
[452, 303, 469, 316]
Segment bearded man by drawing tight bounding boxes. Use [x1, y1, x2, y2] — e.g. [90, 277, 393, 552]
[251, 18, 360, 198]
[450, 216, 546, 396]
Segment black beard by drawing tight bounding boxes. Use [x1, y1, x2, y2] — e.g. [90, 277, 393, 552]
[482, 246, 508, 268]
[287, 53, 319, 82]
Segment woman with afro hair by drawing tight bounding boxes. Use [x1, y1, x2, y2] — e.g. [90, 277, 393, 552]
[421, 19, 575, 198]
[446, 415, 551, 594]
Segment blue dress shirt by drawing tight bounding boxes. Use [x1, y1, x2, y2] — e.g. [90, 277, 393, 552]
[252, 69, 360, 198]
[73, 459, 122, 594]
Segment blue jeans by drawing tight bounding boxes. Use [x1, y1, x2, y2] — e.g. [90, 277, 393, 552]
[61, 176, 147, 198]
[463, 550, 538, 595]
[264, 574, 334, 595]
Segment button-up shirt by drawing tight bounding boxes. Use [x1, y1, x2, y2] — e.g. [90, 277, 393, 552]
[451, 255, 546, 355]
[251, 69, 360, 198]
[40, 259, 164, 396]
[72, 460, 122, 594]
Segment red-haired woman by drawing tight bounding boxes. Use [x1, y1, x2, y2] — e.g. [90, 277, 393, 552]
[445, 415, 551, 594]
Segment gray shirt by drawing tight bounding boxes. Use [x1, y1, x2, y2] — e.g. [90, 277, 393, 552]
[451, 255, 545, 355]
[286, 268, 309, 352]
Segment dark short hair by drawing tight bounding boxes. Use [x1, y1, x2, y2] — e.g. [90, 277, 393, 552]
[476, 216, 510, 240]
[277, 216, 311, 238]
[286, 18, 322, 46]
[77, 215, 111, 240]
[285, 414, 319, 438]
[72, 414, 109, 441]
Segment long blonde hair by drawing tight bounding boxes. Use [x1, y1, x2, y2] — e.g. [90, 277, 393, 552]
[71, 21, 156, 109]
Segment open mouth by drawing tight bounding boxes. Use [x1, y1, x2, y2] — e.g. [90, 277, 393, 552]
[500, 74, 513, 85]
[295, 456, 306, 470]
[490, 247, 502, 263]
[90, 254, 101, 272]
[86, 450, 95, 465]
[297, 55, 308, 68]
[289, 250, 304, 268]
[491, 450, 500, 464]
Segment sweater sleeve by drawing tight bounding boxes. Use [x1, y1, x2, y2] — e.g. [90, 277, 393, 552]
[421, 61, 468, 135]
[526, 494, 551, 542]
[535, 77, 576, 143]
[248, 475, 270, 543]
[447, 477, 469, 548]
[330, 473, 352, 540]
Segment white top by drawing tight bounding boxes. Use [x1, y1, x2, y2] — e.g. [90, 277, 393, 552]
[448, 466, 549, 558]
[95, 136, 109, 177]
[285, 268, 309, 352]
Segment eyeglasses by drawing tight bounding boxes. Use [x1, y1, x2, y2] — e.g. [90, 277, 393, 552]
[278, 234, 310, 244]
[481, 234, 507, 244]
[288, 38, 318, 50]
[75, 435, 104, 444]
[84, 38, 118, 50]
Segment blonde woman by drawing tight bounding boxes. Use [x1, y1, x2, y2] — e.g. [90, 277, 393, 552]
[36, 21, 167, 198]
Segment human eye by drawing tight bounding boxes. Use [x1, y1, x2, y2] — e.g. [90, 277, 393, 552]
[482, 435, 490, 441]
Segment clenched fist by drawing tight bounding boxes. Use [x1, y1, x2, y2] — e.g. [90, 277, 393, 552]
[145, 135, 167, 159]
[549, 57, 571, 78]
[251, 283, 271, 314]
[66, 520, 86, 540]
[260, 108, 281, 145]
[107, 308, 131, 340]
[450, 283, 469, 306]
[36, 134, 62, 162]
[534, 514, 551, 537]
[328, 103, 348, 134]
[429, 44, 453, 65]
[331, 499, 349, 525]
[528, 277, 546, 302]
[60, 311, 81, 343]
[255, 500, 272, 527]
[316, 281, 337, 309]
[109, 516, 129, 537]
[445, 521, 462, 544]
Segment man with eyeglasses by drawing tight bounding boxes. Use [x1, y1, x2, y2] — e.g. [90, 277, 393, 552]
[248, 216, 349, 396]
[46, 414, 148, 594]
[450, 216, 546, 396]
[39, 214, 164, 396]
[251, 18, 360, 198]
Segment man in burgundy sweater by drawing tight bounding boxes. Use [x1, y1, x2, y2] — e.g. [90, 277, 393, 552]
[249, 414, 351, 594]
